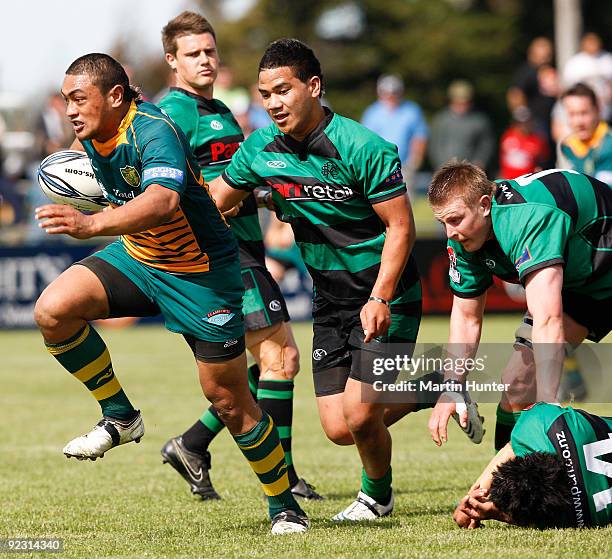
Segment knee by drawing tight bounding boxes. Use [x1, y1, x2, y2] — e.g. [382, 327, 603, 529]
[251, 323, 300, 379]
[208, 392, 241, 424]
[320, 419, 354, 446]
[34, 291, 65, 331]
[344, 409, 379, 439]
[282, 342, 300, 376]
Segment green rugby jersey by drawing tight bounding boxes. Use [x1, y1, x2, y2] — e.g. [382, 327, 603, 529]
[511, 403, 612, 527]
[222, 108, 420, 304]
[447, 169, 612, 300]
[81, 100, 237, 274]
[158, 88, 264, 268]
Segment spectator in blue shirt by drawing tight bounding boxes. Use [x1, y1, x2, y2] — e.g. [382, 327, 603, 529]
[361, 74, 428, 194]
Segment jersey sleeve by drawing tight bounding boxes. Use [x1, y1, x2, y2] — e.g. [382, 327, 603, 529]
[221, 133, 263, 192]
[511, 403, 563, 457]
[351, 136, 406, 204]
[139, 119, 189, 194]
[447, 240, 493, 298]
[495, 205, 571, 283]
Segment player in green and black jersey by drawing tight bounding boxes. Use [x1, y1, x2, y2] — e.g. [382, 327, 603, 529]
[34, 52, 307, 535]
[453, 403, 612, 528]
[427, 162, 612, 451]
[157, 12, 320, 506]
[204, 38, 429, 521]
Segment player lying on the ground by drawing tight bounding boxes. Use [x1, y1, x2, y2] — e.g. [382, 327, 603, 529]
[157, 11, 321, 502]
[427, 162, 612, 451]
[34, 53, 308, 534]
[454, 402, 612, 529]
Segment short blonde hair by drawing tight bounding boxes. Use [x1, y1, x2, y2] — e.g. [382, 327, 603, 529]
[428, 160, 493, 207]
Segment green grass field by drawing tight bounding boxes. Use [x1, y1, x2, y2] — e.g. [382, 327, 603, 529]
[1, 316, 611, 558]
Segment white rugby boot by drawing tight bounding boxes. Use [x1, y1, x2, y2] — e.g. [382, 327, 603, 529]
[63, 411, 144, 460]
[271, 510, 310, 534]
[332, 490, 394, 521]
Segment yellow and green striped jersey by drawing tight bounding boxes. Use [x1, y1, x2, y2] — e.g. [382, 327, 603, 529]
[82, 100, 237, 274]
[158, 88, 264, 268]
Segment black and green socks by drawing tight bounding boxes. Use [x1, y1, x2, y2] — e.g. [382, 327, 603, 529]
[361, 466, 392, 506]
[233, 413, 304, 518]
[495, 404, 523, 450]
[257, 378, 298, 487]
[45, 324, 136, 420]
[182, 364, 261, 454]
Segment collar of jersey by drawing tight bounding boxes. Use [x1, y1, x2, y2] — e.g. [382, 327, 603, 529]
[92, 100, 137, 157]
[565, 121, 609, 158]
[170, 86, 217, 106]
[275, 107, 335, 160]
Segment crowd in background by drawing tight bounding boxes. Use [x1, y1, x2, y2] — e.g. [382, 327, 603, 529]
[0, 32, 610, 245]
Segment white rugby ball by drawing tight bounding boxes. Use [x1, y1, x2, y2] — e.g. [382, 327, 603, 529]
[37, 150, 107, 211]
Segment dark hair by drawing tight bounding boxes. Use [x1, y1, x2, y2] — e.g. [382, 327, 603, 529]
[259, 39, 324, 96]
[489, 452, 575, 529]
[162, 11, 216, 55]
[562, 82, 599, 108]
[428, 159, 493, 207]
[65, 53, 140, 102]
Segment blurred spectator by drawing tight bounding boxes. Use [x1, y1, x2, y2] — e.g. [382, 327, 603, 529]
[562, 32, 612, 121]
[0, 157, 23, 226]
[558, 82, 612, 184]
[499, 106, 549, 179]
[507, 37, 553, 113]
[35, 93, 73, 159]
[26, 93, 74, 243]
[551, 98, 570, 145]
[247, 83, 272, 131]
[361, 74, 428, 192]
[214, 65, 250, 116]
[508, 38, 559, 159]
[429, 79, 494, 170]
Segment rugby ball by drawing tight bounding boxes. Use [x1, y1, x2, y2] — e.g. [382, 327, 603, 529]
[37, 150, 107, 211]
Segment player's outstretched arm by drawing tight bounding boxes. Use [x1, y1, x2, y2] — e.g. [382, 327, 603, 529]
[361, 193, 415, 343]
[429, 294, 485, 445]
[454, 443, 515, 528]
[36, 184, 179, 239]
[470, 442, 515, 492]
[524, 265, 565, 403]
[208, 175, 249, 213]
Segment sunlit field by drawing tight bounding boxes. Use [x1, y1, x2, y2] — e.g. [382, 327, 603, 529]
[1, 317, 610, 558]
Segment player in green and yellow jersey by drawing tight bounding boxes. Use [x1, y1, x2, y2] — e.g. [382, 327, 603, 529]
[34, 53, 308, 534]
[427, 161, 611, 451]
[156, 11, 321, 502]
[556, 82, 612, 402]
[559, 82, 612, 185]
[454, 403, 612, 528]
